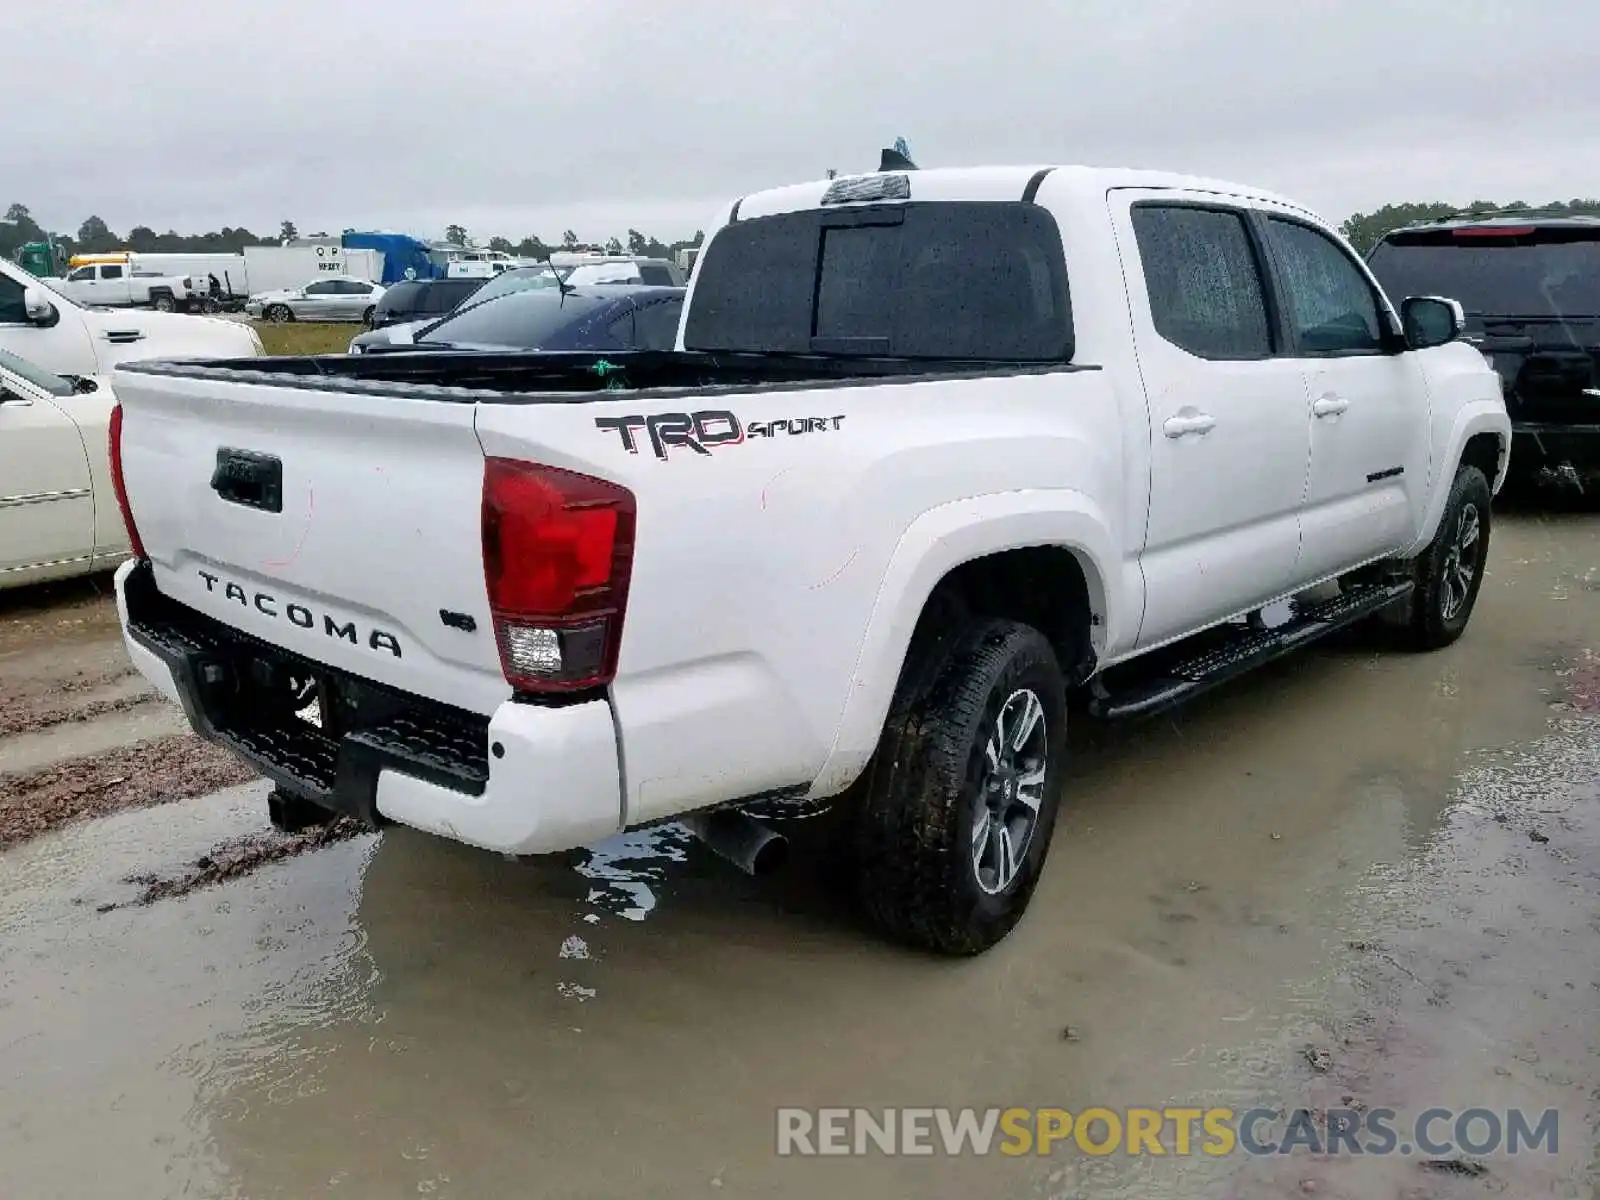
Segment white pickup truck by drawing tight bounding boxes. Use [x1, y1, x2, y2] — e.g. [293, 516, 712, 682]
[54, 261, 198, 312]
[108, 166, 1510, 955]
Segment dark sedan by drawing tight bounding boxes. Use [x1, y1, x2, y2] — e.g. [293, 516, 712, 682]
[348, 285, 685, 355]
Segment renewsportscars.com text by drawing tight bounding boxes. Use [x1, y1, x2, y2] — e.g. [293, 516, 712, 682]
[775, 1106, 1560, 1158]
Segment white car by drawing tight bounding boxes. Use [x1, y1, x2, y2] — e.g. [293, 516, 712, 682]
[1, 257, 261, 378]
[0, 349, 129, 589]
[110, 164, 1510, 954]
[245, 278, 386, 325]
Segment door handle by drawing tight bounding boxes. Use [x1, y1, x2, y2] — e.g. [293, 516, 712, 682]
[1163, 412, 1216, 438]
[1312, 396, 1350, 418]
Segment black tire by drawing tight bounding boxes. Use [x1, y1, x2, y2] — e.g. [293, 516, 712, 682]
[151, 292, 175, 313]
[1387, 465, 1493, 650]
[852, 618, 1068, 956]
[361, 306, 376, 329]
[266, 304, 294, 323]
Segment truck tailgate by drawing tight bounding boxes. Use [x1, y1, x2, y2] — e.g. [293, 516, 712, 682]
[112, 370, 509, 716]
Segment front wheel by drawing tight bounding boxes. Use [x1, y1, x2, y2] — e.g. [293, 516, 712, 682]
[265, 304, 294, 323]
[852, 618, 1068, 955]
[1386, 464, 1493, 650]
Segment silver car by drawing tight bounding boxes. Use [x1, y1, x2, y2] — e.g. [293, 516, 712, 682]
[245, 277, 387, 325]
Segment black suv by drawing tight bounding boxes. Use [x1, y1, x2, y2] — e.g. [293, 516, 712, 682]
[1368, 214, 1600, 490]
[369, 277, 485, 329]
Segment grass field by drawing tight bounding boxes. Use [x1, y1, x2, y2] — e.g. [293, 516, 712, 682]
[253, 322, 360, 356]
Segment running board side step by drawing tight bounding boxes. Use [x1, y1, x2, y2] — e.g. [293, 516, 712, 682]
[1088, 580, 1414, 721]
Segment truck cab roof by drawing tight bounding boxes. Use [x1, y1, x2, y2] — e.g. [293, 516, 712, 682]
[727, 165, 1317, 224]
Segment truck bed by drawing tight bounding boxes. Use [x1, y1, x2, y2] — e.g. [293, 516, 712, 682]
[117, 349, 1097, 403]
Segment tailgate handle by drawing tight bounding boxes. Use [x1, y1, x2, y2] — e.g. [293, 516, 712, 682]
[211, 448, 283, 514]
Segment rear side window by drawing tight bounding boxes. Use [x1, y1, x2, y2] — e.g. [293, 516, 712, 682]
[431, 280, 480, 312]
[638, 264, 675, 286]
[1131, 205, 1272, 360]
[378, 282, 424, 314]
[683, 202, 1072, 361]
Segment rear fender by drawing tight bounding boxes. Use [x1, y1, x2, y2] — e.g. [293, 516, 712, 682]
[808, 489, 1118, 797]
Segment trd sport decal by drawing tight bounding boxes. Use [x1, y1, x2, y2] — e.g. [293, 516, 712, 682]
[594, 411, 846, 460]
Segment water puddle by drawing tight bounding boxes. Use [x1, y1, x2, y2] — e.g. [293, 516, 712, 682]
[570, 822, 693, 922]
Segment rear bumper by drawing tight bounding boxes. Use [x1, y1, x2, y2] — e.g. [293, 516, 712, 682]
[114, 560, 623, 855]
[1512, 422, 1600, 470]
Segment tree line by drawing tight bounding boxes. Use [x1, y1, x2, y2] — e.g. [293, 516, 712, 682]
[8, 196, 1600, 266]
[0, 205, 703, 264]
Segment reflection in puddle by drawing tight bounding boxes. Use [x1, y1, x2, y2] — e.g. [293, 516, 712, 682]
[571, 823, 692, 922]
[558, 935, 591, 960]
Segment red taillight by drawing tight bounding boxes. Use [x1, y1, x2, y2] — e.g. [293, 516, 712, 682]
[482, 458, 635, 693]
[107, 403, 148, 560]
[1453, 226, 1537, 238]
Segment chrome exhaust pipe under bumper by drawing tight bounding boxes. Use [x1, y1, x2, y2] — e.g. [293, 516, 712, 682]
[683, 808, 789, 877]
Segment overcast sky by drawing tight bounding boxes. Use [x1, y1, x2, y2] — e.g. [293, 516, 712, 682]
[9, 0, 1596, 244]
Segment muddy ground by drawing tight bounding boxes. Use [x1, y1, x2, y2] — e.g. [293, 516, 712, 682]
[2, 508, 1598, 1200]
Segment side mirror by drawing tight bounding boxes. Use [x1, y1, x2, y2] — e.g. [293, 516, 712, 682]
[23, 286, 59, 327]
[1401, 296, 1465, 351]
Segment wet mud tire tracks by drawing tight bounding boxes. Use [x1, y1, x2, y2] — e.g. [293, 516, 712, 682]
[106, 817, 368, 910]
[0, 689, 156, 739]
[0, 734, 259, 851]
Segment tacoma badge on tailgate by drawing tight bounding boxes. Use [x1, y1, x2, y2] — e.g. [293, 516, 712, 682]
[197, 570, 402, 657]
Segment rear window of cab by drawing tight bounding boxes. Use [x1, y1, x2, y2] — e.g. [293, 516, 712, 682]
[683, 202, 1074, 361]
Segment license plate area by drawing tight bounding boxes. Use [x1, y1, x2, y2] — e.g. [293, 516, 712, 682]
[121, 564, 492, 810]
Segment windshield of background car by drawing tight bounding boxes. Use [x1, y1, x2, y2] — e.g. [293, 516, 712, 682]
[415, 291, 611, 348]
[683, 201, 1073, 360]
[1368, 228, 1600, 318]
[463, 267, 561, 306]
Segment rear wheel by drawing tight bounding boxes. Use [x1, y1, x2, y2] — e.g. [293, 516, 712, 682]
[265, 304, 294, 323]
[361, 306, 376, 329]
[852, 618, 1067, 955]
[151, 292, 175, 313]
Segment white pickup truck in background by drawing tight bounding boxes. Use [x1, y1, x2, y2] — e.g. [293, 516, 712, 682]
[53, 261, 198, 312]
[107, 165, 1509, 955]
